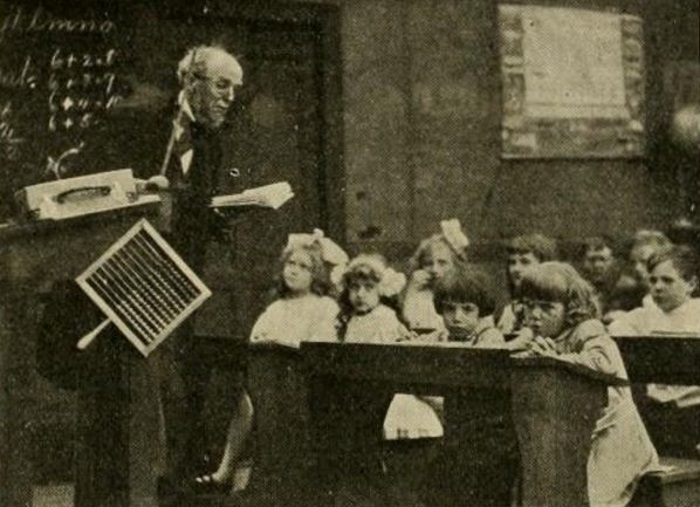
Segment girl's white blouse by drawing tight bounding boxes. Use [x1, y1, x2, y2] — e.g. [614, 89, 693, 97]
[249, 294, 339, 348]
[344, 304, 409, 344]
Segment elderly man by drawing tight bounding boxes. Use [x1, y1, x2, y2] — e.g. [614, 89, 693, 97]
[162, 45, 244, 268]
[156, 45, 253, 491]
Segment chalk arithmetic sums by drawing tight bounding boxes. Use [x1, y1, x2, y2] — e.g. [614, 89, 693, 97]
[0, 3, 123, 184]
[49, 47, 121, 132]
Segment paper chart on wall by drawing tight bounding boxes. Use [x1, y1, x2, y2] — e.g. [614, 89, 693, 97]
[499, 4, 645, 158]
[521, 7, 629, 119]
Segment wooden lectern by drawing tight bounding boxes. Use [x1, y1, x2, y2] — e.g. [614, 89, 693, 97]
[0, 209, 165, 507]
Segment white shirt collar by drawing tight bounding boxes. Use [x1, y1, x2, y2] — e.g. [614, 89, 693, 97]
[177, 90, 196, 123]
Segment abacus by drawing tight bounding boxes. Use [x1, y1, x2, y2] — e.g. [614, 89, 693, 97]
[76, 218, 212, 356]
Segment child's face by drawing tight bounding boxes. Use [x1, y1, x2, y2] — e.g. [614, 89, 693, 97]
[425, 242, 454, 282]
[630, 244, 656, 288]
[441, 300, 480, 340]
[507, 252, 539, 290]
[348, 279, 381, 314]
[583, 247, 615, 284]
[649, 259, 695, 312]
[522, 298, 566, 338]
[283, 250, 314, 295]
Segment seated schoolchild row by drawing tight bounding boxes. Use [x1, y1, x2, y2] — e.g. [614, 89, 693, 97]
[495, 230, 673, 332]
[595, 230, 672, 323]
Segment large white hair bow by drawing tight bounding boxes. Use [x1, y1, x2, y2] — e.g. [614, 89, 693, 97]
[332, 254, 407, 297]
[286, 228, 349, 266]
[378, 267, 407, 297]
[440, 219, 469, 253]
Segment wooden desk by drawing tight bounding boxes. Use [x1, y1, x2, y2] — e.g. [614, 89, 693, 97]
[0, 207, 164, 507]
[614, 336, 700, 506]
[614, 335, 700, 385]
[243, 342, 620, 507]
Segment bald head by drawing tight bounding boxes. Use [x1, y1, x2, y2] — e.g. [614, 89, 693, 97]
[178, 46, 243, 129]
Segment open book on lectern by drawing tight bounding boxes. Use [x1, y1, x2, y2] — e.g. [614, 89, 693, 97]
[209, 181, 294, 210]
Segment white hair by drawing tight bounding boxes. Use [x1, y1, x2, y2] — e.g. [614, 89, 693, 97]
[176, 45, 243, 86]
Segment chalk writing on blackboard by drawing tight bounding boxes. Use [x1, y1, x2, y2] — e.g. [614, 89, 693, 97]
[0, 55, 37, 89]
[0, 2, 125, 210]
[0, 100, 24, 161]
[48, 47, 122, 132]
[0, 5, 115, 40]
[45, 141, 85, 179]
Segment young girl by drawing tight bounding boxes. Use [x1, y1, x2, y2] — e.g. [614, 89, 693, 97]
[194, 229, 345, 492]
[519, 262, 658, 507]
[336, 253, 410, 343]
[401, 219, 469, 333]
[327, 254, 411, 502]
[429, 266, 505, 347]
[249, 229, 345, 348]
[609, 245, 700, 458]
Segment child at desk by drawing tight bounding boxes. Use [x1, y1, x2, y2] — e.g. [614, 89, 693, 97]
[385, 220, 469, 442]
[326, 254, 411, 502]
[248, 229, 345, 348]
[428, 265, 504, 346]
[336, 253, 411, 343]
[518, 262, 658, 507]
[335, 254, 443, 442]
[608, 245, 700, 458]
[401, 219, 469, 333]
[193, 230, 345, 493]
[418, 266, 516, 507]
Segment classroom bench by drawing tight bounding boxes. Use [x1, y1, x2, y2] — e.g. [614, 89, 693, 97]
[616, 336, 700, 507]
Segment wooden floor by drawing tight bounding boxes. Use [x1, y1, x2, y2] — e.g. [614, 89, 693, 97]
[28, 438, 439, 507]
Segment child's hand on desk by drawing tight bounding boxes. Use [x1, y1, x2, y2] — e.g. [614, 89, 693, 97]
[506, 327, 534, 351]
[395, 329, 419, 343]
[528, 335, 558, 357]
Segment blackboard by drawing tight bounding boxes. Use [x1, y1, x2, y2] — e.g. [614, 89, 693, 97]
[0, 2, 130, 218]
[0, 1, 262, 220]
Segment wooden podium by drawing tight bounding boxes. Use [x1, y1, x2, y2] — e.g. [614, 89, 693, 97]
[0, 208, 165, 507]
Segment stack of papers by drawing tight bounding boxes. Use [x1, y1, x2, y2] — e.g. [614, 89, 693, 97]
[210, 182, 294, 210]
